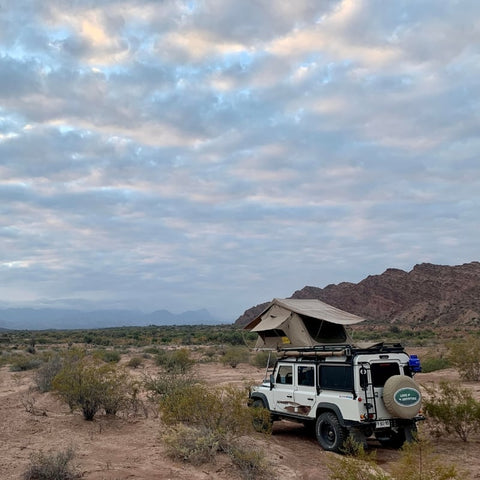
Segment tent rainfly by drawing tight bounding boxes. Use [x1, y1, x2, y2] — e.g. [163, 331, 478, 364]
[244, 298, 365, 349]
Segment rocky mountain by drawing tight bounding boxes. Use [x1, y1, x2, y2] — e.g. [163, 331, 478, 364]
[235, 262, 480, 329]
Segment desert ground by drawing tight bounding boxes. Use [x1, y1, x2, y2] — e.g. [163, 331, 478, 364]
[1, 347, 480, 480]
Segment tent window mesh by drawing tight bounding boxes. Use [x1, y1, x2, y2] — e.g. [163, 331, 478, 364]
[302, 317, 347, 343]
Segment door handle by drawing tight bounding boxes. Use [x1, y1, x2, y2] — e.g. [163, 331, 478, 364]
[286, 395, 293, 398]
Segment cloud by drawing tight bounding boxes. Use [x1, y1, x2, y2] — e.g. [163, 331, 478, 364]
[0, 0, 479, 319]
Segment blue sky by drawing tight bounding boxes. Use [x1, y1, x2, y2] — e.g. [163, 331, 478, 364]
[1, 0, 479, 321]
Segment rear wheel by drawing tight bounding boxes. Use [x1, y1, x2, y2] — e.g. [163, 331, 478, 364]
[315, 412, 347, 452]
[375, 424, 417, 449]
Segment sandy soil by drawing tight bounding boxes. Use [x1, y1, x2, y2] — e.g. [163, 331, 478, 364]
[1, 350, 480, 480]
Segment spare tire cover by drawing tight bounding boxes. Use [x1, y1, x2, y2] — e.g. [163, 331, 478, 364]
[383, 375, 422, 419]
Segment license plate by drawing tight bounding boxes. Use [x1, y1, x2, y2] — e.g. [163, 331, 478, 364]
[376, 420, 390, 429]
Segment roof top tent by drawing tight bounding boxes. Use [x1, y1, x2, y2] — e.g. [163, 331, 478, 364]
[244, 298, 365, 349]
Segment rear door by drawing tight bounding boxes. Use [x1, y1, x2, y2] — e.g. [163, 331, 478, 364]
[293, 364, 317, 416]
[318, 364, 356, 420]
[369, 361, 401, 419]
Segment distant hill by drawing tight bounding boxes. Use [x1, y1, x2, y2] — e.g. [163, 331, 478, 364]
[234, 262, 480, 329]
[0, 308, 223, 330]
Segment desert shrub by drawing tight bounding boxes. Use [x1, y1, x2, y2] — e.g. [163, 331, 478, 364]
[226, 445, 271, 480]
[390, 436, 463, 480]
[327, 438, 389, 480]
[159, 383, 256, 440]
[100, 367, 137, 415]
[423, 380, 480, 441]
[156, 348, 195, 373]
[251, 351, 277, 369]
[143, 372, 196, 404]
[94, 349, 121, 363]
[159, 382, 270, 479]
[52, 354, 133, 420]
[221, 346, 250, 368]
[328, 436, 462, 480]
[34, 354, 64, 392]
[143, 346, 160, 355]
[447, 338, 480, 381]
[9, 354, 42, 372]
[200, 346, 219, 362]
[162, 424, 220, 465]
[127, 356, 143, 369]
[23, 447, 81, 480]
[421, 355, 451, 373]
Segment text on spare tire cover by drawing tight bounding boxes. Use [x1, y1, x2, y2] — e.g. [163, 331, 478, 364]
[394, 387, 421, 407]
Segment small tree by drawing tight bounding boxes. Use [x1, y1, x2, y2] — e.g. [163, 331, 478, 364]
[423, 380, 480, 442]
[447, 337, 480, 381]
[221, 346, 250, 368]
[163, 348, 195, 374]
[52, 354, 132, 420]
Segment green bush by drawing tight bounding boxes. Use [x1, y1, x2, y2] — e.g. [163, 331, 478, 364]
[143, 372, 196, 403]
[162, 424, 220, 465]
[251, 351, 277, 369]
[94, 349, 121, 363]
[127, 356, 143, 369]
[158, 381, 270, 479]
[155, 348, 195, 373]
[448, 338, 480, 381]
[327, 438, 389, 480]
[52, 353, 134, 420]
[226, 445, 271, 480]
[390, 436, 463, 480]
[221, 346, 250, 368]
[328, 436, 462, 480]
[9, 354, 42, 372]
[23, 447, 81, 480]
[421, 355, 451, 373]
[159, 384, 256, 440]
[34, 354, 64, 392]
[423, 380, 480, 441]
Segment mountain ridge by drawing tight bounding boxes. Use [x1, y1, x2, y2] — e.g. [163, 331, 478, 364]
[234, 261, 480, 329]
[0, 307, 223, 330]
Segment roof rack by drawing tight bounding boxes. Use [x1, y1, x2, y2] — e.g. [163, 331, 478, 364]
[277, 342, 406, 357]
[278, 344, 352, 358]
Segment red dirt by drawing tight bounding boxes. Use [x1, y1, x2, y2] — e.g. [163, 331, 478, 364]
[1, 351, 479, 479]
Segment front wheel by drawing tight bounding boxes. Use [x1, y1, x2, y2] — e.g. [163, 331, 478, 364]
[315, 412, 347, 452]
[250, 398, 273, 433]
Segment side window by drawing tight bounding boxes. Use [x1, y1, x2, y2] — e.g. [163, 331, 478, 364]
[319, 365, 353, 391]
[297, 366, 315, 386]
[276, 365, 293, 385]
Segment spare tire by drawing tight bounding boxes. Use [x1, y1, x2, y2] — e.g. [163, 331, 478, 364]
[383, 375, 422, 419]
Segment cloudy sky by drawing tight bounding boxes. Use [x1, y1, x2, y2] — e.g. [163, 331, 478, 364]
[1, 1, 479, 321]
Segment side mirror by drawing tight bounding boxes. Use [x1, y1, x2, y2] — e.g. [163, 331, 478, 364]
[269, 374, 274, 390]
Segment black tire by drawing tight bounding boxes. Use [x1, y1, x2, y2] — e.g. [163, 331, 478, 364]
[250, 398, 272, 433]
[375, 424, 417, 449]
[315, 412, 347, 452]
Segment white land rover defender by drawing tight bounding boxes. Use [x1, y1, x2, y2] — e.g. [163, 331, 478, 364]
[249, 343, 423, 453]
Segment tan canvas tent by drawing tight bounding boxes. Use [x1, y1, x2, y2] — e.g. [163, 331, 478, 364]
[244, 298, 365, 349]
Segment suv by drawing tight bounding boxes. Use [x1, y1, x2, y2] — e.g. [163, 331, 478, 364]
[249, 343, 423, 452]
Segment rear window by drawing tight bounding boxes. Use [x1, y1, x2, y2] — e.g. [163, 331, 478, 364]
[319, 365, 353, 391]
[370, 362, 400, 387]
